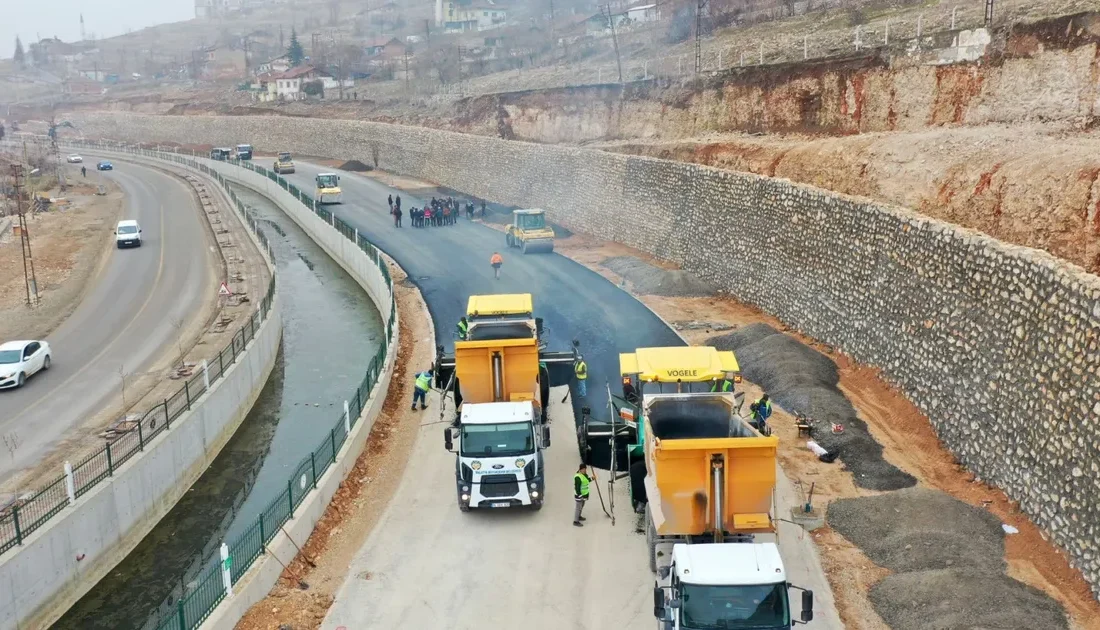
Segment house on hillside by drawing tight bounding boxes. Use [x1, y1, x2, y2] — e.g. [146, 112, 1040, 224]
[364, 37, 406, 58]
[198, 46, 248, 80]
[443, 2, 508, 32]
[626, 3, 660, 23]
[272, 65, 330, 100]
[257, 54, 291, 75]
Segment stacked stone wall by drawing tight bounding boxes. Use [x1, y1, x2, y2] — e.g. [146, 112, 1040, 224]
[68, 112, 1100, 595]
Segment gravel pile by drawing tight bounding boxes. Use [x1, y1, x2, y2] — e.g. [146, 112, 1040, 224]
[709, 323, 915, 491]
[870, 569, 1069, 630]
[830, 489, 1069, 629]
[601, 256, 717, 297]
[828, 488, 1006, 574]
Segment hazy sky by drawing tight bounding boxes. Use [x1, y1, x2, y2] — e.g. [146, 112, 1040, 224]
[4, 0, 193, 58]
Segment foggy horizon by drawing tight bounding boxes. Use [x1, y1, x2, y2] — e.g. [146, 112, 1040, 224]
[4, 0, 193, 60]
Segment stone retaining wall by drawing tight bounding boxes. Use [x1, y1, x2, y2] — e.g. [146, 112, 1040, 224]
[66, 112, 1100, 596]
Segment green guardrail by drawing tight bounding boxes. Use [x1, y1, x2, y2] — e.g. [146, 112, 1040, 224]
[58, 140, 397, 630]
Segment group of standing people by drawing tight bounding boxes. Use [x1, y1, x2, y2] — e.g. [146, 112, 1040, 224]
[388, 194, 491, 229]
[388, 194, 404, 227]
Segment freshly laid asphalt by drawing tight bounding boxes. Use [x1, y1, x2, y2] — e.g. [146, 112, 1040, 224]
[0, 162, 215, 488]
[280, 161, 684, 425]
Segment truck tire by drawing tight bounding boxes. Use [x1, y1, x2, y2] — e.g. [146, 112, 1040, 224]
[646, 503, 658, 572]
[506, 233, 513, 248]
[459, 499, 470, 513]
[522, 239, 529, 254]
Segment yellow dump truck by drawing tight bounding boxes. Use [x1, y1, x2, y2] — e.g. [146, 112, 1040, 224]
[583, 346, 815, 628]
[437, 294, 578, 512]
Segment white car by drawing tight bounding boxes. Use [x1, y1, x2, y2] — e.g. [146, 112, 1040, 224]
[67, 155, 83, 163]
[0, 340, 52, 389]
[115, 219, 142, 248]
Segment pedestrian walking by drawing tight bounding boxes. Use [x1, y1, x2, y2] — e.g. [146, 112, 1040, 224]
[573, 464, 591, 527]
[81, 166, 87, 178]
[411, 368, 433, 411]
[574, 355, 588, 398]
[490, 251, 504, 280]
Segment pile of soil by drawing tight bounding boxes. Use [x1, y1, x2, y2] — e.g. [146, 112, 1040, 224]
[601, 256, 717, 298]
[709, 323, 915, 491]
[829, 489, 1068, 630]
[337, 159, 372, 172]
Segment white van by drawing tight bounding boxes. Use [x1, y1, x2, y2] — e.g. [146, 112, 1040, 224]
[115, 220, 142, 248]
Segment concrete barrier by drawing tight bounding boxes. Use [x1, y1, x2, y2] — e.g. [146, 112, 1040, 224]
[109, 150, 400, 629]
[0, 162, 282, 630]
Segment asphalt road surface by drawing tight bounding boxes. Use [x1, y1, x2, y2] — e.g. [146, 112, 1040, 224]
[274, 162, 841, 629]
[0, 161, 216, 487]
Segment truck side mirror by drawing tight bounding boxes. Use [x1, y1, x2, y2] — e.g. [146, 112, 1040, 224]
[801, 590, 814, 623]
[652, 586, 664, 618]
[541, 425, 551, 448]
[444, 428, 454, 452]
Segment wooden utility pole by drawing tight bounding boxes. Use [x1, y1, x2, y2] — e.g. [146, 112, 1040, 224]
[404, 49, 411, 94]
[10, 164, 39, 306]
[695, 0, 708, 75]
[605, 4, 623, 83]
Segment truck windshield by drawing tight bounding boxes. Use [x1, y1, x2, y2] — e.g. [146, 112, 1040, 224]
[680, 583, 790, 630]
[279, 153, 291, 161]
[118, 226, 138, 234]
[317, 175, 338, 188]
[461, 422, 533, 457]
[519, 214, 545, 229]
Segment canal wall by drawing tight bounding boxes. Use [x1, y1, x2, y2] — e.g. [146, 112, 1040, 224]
[61, 112, 1100, 597]
[150, 153, 403, 628]
[0, 157, 282, 630]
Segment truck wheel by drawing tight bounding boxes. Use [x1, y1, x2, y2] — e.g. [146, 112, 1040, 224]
[646, 504, 658, 572]
[506, 233, 514, 248]
[459, 499, 470, 513]
[522, 239, 529, 254]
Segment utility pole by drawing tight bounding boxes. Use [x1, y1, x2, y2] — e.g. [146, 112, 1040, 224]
[403, 49, 410, 94]
[604, 4, 623, 83]
[549, 0, 555, 50]
[10, 164, 39, 306]
[985, 0, 994, 26]
[695, 0, 707, 75]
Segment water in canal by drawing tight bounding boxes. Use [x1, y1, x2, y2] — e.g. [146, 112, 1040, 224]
[56, 185, 385, 629]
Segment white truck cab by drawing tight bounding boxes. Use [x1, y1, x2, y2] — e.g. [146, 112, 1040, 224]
[444, 400, 550, 511]
[654, 543, 813, 630]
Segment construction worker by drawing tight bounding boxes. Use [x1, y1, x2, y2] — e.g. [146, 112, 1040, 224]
[711, 372, 735, 393]
[573, 463, 591, 527]
[750, 394, 773, 432]
[539, 361, 550, 422]
[456, 316, 469, 340]
[574, 355, 588, 398]
[490, 251, 504, 279]
[622, 376, 639, 405]
[411, 368, 433, 411]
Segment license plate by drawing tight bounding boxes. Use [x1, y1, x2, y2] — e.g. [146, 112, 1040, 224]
[490, 502, 510, 508]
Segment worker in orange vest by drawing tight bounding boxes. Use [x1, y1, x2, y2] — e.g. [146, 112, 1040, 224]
[490, 252, 504, 279]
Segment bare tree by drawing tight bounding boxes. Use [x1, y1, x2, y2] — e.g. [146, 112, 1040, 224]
[2, 432, 20, 462]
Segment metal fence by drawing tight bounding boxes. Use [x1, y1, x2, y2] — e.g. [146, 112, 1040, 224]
[59, 141, 397, 630]
[0, 155, 278, 558]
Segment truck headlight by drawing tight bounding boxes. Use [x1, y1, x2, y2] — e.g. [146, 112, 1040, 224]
[461, 494, 470, 502]
[531, 491, 539, 499]
[529, 482, 538, 490]
[462, 485, 469, 492]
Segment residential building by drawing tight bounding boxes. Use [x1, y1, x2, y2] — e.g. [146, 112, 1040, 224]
[257, 54, 291, 75]
[625, 3, 660, 23]
[195, 0, 243, 18]
[364, 36, 406, 58]
[442, 2, 508, 32]
[272, 65, 329, 99]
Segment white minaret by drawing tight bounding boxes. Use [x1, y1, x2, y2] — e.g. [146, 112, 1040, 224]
[435, 0, 444, 27]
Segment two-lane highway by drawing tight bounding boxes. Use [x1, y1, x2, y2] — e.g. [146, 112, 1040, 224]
[0, 161, 217, 487]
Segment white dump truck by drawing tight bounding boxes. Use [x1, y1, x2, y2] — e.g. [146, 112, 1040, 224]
[444, 400, 549, 511]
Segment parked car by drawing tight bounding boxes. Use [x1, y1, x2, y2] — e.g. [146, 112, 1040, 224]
[0, 340, 52, 389]
[66, 154, 83, 163]
[115, 219, 142, 248]
[96, 161, 113, 171]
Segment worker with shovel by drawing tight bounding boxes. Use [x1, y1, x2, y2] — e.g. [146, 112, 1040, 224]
[411, 368, 433, 411]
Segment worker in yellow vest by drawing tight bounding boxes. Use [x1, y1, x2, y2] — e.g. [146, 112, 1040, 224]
[573, 464, 591, 527]
[574, 355, 588, 398]
[412, 368, 432, 411]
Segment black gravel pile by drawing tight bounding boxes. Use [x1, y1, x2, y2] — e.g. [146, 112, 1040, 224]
[601, 256, 717, 298]
[708, 323, 915, 491]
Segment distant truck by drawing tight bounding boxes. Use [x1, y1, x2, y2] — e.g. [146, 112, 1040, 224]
[273, 152, 295, 174]
[234, 144, 253, 160]
[437, 293, 578, 511]
[210, 147, 232, 161]
[583, 346, 815, 630]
